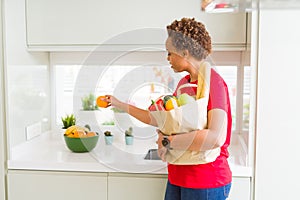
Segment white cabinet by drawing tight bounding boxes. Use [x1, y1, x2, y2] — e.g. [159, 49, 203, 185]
[7, 170, 107, 200]
[108, 173, 167, 200]
[26, 0, 247, 50]
[7, 170, 167, 200]
[108, 174, 250, 200]
[107, 174, 250, 200]
[229, 177, 251, 200]
[7, 170, 250, 200]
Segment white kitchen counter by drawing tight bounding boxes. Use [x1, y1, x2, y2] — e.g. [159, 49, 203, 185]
[8, 128, 252, 177]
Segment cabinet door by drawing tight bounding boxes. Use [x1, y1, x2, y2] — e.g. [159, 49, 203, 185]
[229, 177, 251, 200]
[7, 170, 107, 200]
[26, 0, 246, 49]
[108, 173, 167, 200]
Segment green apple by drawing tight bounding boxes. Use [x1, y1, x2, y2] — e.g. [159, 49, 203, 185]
[177, 93, 195, 106]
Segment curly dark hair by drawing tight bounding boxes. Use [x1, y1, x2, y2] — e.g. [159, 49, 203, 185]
[167, 18, 212, 60]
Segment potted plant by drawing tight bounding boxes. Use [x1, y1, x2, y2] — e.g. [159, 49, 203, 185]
[124, 127, 133, 145]
[61, 114, 76, 129]
[61, 114, 76, 136]
[81, 93, 98, 110]
[104, 130, 114, 145]
[101, 120, 115, 126]
[79, 93, 103, 127]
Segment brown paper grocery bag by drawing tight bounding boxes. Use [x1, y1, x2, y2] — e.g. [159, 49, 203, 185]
[151, 62, 221, 165]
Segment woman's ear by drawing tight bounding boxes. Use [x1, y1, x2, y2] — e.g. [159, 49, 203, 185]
[182, 50, 189, 58]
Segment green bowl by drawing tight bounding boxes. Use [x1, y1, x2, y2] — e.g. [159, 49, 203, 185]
[64, 133, 99, 153]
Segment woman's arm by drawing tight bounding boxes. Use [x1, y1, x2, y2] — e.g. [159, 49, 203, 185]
[103, 95, 158, 127]
[158, 108, 227, 151]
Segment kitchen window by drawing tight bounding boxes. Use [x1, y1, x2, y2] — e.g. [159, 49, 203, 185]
[52, 54, 251, 137]
[215, 65, 251, 135]
[53, 64, 182, 128]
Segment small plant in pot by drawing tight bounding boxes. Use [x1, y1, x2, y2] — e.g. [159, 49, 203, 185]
[81, 93, 98, 111]
[125, 127, 133, 145]
[104, 130, 114, 145]
[61, 114, 76, 129]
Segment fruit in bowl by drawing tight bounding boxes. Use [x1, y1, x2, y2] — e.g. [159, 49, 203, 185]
[64, 125, 99, 153]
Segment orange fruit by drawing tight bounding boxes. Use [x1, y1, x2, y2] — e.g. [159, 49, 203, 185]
[73, 130, 86, 138]
[96, 96, 109, 108]
[86, 132, 97, 137]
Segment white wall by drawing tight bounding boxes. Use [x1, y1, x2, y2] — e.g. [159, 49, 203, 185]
[4, 0, 50, 147]
[255, 9, 300, 199]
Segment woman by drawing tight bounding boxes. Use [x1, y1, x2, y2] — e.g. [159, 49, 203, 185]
[103, 18, 232, 200]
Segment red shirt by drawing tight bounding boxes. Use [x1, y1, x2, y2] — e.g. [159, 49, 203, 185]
[169, 68, 232, 188]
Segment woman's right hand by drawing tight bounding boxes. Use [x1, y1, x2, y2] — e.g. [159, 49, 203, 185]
[102, 95, 122, 108]
[103, 95, 157, 126]
[156, 129, 167, 162]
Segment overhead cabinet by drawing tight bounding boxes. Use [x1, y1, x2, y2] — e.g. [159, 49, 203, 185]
[26, 0, 247, 51]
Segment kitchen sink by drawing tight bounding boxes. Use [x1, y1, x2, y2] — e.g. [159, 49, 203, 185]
[144, 149, 161, 160]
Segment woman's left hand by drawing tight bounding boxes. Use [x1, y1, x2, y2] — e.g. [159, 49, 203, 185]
[156, 129, 167, 161]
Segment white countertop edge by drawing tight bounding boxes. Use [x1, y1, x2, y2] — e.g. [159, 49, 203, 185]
[8, 160, 252, 177]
